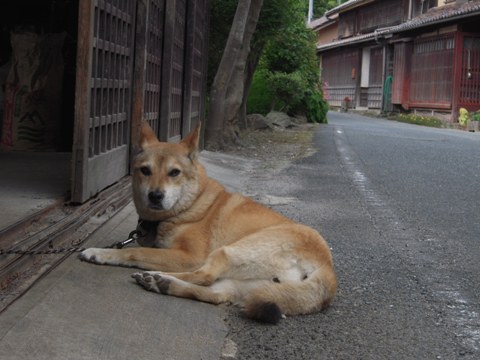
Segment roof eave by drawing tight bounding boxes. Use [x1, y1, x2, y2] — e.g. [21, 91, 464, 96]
[325, 0, 376, 18]
[387, 8, 480, 34]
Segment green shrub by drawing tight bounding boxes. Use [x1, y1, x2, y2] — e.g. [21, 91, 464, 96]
[246, 69, 273, 115]
[397, 113, 443, 128]
[302, 90, 329, 123]
[268, 71, 306, 112]
[471, 110, 480, 121]
[246, 2, 330, 123]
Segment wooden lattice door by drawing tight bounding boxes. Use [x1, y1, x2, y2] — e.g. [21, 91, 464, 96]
[72, 0, 135, 203]
[460, 35, 480, 107]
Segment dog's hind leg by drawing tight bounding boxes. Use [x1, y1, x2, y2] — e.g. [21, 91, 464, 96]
[161, 247, 230, 286]
[131, 271, 236, 305]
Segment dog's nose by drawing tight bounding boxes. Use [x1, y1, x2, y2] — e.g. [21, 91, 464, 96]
[148, 191, 164, 205]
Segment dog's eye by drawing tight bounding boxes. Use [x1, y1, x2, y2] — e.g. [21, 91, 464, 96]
[140, 166, 152, 176]
[168, 169, 181, 177]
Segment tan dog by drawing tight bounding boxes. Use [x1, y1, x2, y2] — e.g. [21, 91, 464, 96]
[79, 122, 336, 324]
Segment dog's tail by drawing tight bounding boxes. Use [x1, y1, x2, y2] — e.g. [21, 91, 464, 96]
[242, 265, 337, 324]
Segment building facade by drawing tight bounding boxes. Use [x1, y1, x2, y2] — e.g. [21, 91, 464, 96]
[311, 0, 480, 122]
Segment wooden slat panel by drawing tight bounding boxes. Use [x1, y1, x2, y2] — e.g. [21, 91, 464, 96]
[321, 49, 360, 106]
[72, 0, 95, 203]
[89, 0, 133, 158]
[72, 0, 135, 203]
[356, 0, 403, 32]
[87, 145, 129, 193]
[459, 36, 480, 106]
[169, 0, 186, 140]
[409, 35, 454, 108]
[367, 85, 382, 109]
[188, 0, 207, 133]
[338, 0, 403, 38]
[143, 0, 165, 135]
[392, 42, 412, 105]
[368, 47, 383, 109]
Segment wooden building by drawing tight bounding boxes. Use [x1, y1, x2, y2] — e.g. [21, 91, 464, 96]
[312, 0, 480, 121]
[0, 0, 209, 297]
[0, 0, 209, 206]
[74, 0, 209, 203]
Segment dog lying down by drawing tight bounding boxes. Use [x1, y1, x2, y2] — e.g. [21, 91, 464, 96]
[79, 122, 336, 324]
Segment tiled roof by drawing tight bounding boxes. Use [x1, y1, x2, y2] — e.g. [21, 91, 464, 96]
[317, 32, 381, 51]
[317, 0, 480, 52]
[387, 0, 480, 33]
[324, 0, 373, 17]
[308, 15, 336, 30]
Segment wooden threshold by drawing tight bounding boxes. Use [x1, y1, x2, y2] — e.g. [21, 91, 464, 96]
[0, 177, 132, 313]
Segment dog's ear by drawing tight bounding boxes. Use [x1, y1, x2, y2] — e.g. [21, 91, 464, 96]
[139, 121, 159, 149]
[181, 121, 201, 160]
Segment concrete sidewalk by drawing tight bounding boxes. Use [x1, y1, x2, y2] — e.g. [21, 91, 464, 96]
[0, 151, 257, 360]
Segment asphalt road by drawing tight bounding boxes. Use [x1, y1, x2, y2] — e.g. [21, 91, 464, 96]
[222, 112, 480, 360]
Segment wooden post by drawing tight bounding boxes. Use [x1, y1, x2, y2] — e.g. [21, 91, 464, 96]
[71, 0, 94, 203]
[131, 0, 148, 156]
[159, 0, 177, 141]
[181, 0, 197, 137]
[451, 31, 463, 123]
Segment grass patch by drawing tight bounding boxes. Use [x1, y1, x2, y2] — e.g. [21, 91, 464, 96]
[388, 113, 443, 128]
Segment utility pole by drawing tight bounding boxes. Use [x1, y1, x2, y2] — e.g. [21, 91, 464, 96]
[308, 0, 313, 24]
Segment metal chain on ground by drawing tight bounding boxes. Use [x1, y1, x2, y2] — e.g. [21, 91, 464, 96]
[0, 229, 141, 256]
[0, 247, 86, 256]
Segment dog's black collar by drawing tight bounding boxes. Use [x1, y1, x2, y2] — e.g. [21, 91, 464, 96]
[136, 219, 160, 238]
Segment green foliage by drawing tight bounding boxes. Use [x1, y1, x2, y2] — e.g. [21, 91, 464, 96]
[458, 108, 469, 126]
[471, 111, 480, 121]
[208, 0, 294, 91]
[268, 71, 306, 111]
[302, 89, 329, 123]
[397, 114, 443, 128]
[247, 0, 328, 123]
[246, 69, 273, 115]
[262, 24, 319, 86]
[311, 0, 349, 19]
[263, 2, 317, 71]
[208, 0, 336, 121]
[255, 0, 292, 44]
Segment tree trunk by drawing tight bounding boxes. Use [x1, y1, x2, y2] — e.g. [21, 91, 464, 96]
[205, 0, 263, 149]
[238, 40, 265, 129]
[224, 0, 263, 143]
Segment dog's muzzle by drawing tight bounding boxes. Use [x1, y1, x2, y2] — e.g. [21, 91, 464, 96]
[148, 190, 164, 209]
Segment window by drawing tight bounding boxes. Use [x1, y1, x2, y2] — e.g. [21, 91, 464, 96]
[423, 0, 438, 13]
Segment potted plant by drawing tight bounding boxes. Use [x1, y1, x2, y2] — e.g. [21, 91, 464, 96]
[459, 108, 469, 127]
[341, 96, 351, 112]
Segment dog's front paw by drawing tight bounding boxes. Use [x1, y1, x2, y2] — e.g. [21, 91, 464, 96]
[78, 248, 112, 264]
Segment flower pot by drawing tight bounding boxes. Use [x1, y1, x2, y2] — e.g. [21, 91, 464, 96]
[341, 100, 350, 112]
[467, 120, 480, 132]
[474, 121, 480, 132]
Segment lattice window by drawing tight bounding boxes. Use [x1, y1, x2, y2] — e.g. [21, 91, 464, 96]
[144, 0, 165, 135]
[321, 49, 360, 106]
[414, 37, 454, 54]
[169, 0, 186, 140]
[460, 37, 480, 105]
[89, 0, 134, 157]
[410, 36, 454, 106]
[190, 0, 207, 127]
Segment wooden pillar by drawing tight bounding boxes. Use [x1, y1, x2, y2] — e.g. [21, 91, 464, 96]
[181, 0, 196, 137]
[131, 0, 148, 155]
[451, 31, 464, 122]
[159, 0, 176, 141]
[72, 0, 94, 202]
